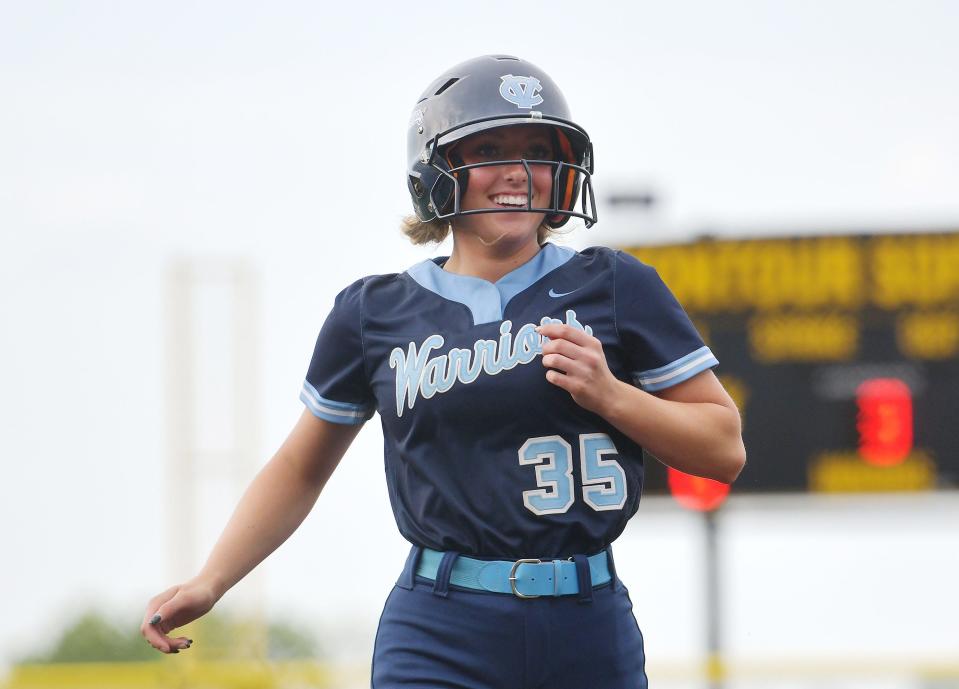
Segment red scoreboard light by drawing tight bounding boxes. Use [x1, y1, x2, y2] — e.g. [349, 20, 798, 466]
[667, 467, 731, 512]
[856, 378, 913, 466]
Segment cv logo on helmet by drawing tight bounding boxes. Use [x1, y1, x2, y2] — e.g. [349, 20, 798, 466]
[499, 75, 544, 109]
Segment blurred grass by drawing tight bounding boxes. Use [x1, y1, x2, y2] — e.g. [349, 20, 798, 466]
[16, 609, 319, 664]
[2, 660, 333, 689]
[3, 608, 332, 688]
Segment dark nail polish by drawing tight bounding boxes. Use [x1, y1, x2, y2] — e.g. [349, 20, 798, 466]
[150, 614, 161, 625]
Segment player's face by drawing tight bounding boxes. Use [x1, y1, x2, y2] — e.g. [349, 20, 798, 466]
[450, 125, 556, 243]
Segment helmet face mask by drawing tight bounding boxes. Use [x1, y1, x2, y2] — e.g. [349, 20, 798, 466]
[427, 155, 595, 227]
[407, 55, 597, 229]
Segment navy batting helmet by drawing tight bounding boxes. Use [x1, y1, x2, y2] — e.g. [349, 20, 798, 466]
[406, 55, 597, 229]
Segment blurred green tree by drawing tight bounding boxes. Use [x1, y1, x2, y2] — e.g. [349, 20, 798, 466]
[20, 611, 156, 663]
[20, 610, 319, 664]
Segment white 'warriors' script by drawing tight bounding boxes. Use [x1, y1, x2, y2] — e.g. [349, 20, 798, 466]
[389, 309, 593, 417]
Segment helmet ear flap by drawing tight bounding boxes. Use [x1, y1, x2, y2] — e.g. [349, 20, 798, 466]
[408, 173, 426, 203]
[429, 173, 455, 219]
[410, 157, 455, 221]
[409, 148, 471, 221]
[409, 168, 438, 222]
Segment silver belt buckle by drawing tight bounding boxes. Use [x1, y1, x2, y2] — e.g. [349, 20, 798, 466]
[509, 558, 541, 599]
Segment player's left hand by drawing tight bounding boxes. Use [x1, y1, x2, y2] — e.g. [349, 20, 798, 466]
[536, 323, 623, 416]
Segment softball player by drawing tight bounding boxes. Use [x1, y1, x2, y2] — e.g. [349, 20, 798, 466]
[142, 55, 746, 688]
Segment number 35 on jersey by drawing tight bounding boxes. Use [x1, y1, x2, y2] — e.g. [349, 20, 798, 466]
[519, 433, 627, 515]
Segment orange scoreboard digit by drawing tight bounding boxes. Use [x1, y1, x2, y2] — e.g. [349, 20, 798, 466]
[626, 230, 959, 494]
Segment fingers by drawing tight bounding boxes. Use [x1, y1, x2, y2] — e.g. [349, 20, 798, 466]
[152, 599, 181, 634]
[545, 368, 571, 390]
[538, 324, 620, 416]
[141, 586, 176, 652]
[169, 636, 194, 652]
[141, 615, 172, 653]
[141, 616, 194, 654]
[536, 323, 595, 347]
[541, 336, 585, 360]
[141, 579, 218, 655]
[541, 353, 582, 376]
[141, 586, 197, 654]
[142, 586, 178, 627]
[541, 333, 603, 378]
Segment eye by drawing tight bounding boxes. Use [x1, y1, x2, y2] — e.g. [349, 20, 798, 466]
[525, 144, 554, 160]
[475, 143, 500, 159]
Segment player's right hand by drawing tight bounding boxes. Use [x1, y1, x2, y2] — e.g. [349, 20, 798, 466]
[140, 579, 218, 653]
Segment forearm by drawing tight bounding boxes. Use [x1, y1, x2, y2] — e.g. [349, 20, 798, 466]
[600, 380, 745, 483]
[191, 412, 360, 599]
[192, 449, 327, 600]
[143, 413, 358, 654]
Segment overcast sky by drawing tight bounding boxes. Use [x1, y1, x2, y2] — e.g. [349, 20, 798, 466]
[2, 0, 958, 677]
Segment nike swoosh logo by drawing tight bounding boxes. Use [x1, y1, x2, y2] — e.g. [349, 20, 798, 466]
[548, 288, 578, 298]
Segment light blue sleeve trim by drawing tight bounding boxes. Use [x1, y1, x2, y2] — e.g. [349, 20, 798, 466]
[632, 346, 719, 392]
[300, 380, 374, 425]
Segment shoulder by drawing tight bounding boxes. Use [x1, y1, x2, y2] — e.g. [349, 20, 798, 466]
[334, 269, 417, 304]
[572, 244, 617, 261]
[333, 258, 458, 316]
[340, 270, 407, 292]
[543, 245, 665, 298]
[571, 245, 651, 268]
[555, 244, 615, 272]
[610, 247, 657, 275]
[571, 245, 662, 285]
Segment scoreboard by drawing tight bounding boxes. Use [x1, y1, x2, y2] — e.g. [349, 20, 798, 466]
[625, 231, 959, 494]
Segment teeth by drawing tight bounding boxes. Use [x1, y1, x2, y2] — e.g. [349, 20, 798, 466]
[492, 194, 528, 207]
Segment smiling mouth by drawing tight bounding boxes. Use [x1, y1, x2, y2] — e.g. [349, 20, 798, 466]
[491, 194, 530, 208]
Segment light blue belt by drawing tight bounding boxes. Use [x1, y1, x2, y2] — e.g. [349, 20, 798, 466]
[416, 548, 611, 598]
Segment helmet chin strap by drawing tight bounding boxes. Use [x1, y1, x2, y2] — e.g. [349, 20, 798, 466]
[455, 209, 541, 248]
[475, 229, 511, 247]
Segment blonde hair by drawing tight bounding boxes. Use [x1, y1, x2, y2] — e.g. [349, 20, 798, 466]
[401, 214, 556, 246]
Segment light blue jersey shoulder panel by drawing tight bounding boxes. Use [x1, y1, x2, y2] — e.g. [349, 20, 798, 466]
[406, 243, 576, 325]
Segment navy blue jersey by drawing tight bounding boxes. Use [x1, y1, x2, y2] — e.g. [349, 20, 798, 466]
[301, 244, 717, 559]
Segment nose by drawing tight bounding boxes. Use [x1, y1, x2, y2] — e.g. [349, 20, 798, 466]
[501, 159, 529, 184]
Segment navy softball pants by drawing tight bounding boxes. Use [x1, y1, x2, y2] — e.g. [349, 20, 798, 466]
[371, 547, 648, 689]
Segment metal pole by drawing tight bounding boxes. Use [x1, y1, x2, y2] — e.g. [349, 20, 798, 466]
[705, 509, 724, 689]
[231, 261, 267, 660]
[165, 259, 197, 583]
[165, 258, 266, 659]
